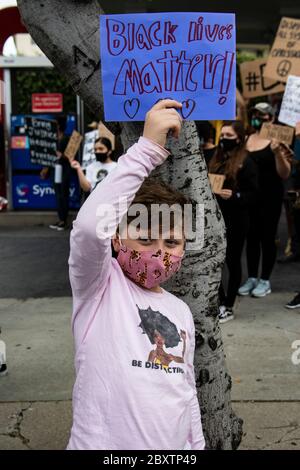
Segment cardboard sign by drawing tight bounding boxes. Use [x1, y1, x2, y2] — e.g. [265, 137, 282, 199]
[278, 75, 300, 127]
[208, 173, 225, 194]
[100, 12, 236, 121]
[259, 122, 294, 145]
[64, 130, 83, 161]
[98, 122, 115, 150]
[25, 117, 58, 167]
[240, 59, 285, 99]
[264, 17, 300, 83]
[32, 93, 63, 113]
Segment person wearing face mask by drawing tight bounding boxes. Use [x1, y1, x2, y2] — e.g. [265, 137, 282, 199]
[209, 121, 258, 323]
[67, 100, 205, 451]
[71, 137, 117, 193]
[238, 103, 292, 298]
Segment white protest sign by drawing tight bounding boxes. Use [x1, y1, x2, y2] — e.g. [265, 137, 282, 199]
[82, 130, 98, 169]
[278, 75, 300, 127]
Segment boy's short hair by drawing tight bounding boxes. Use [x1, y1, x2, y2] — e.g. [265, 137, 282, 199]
[124, 178, 190, 236]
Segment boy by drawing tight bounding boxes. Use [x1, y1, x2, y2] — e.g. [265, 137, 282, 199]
[67, 100, 205, 450]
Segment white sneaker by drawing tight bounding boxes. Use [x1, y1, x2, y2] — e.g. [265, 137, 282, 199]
[238, 278, 258, 296]
[252, 280, 271, 298]
[219, 305, 226, 316]
[0, 340, 7, 377]
[219, 308, 234, 324]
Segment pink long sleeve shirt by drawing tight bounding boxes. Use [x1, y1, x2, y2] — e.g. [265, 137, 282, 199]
[67, 137, 205, 450]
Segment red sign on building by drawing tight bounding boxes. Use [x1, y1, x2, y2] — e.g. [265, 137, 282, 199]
[32, 93, 63, 113]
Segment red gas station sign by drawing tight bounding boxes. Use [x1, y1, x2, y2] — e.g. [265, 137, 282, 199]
[32, 93, 63, 113]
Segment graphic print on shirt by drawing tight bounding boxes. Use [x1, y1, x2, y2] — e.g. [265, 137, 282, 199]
[134, 306, 186, 373]
[94, 168, 108, 188]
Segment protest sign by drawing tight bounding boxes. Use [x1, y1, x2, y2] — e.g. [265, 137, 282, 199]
[82, 130, 99, 169]
[100, 12, 236, 121]
[98, 122, 115, 150]
[278, 75, 300, 127]
[264, 17, 300, 82]
[240, 58, 285, 99]
[259, 122, 294, 145]
[64, 130, 83, 161]
[25, 117, 58, 167]
[208, 173, 225, 194]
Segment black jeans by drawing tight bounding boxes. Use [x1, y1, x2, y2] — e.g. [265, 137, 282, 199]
[53, 162, 71, 224]
[246, 197, 282, 281]
[220, 211, 250, 308]
[291, 207, 300, 256]
[54, 181, 70, 223]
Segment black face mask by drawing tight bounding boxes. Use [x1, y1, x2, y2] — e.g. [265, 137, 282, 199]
[251, 117, 264, 131]
[95, 152, 109, 163]
[219, 138, 239, 152]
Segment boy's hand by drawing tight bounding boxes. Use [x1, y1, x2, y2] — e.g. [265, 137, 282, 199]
[71, 160, 81, 171]
[143, 99, 183, 148]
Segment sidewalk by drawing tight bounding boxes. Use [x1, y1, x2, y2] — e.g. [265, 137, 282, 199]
[0, 293, 299, 450]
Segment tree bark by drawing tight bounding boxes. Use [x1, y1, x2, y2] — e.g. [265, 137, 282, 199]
[17, 0, 243, 449]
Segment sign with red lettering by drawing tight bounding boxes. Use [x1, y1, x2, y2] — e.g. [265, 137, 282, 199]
[100, 12, 236, 121]
[32, 93, 63, 113]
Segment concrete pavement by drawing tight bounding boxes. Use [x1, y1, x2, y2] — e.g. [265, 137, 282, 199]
[0, 293, 299, 449]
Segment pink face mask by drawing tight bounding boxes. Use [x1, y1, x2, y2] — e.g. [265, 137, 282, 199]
[117, 241, 184, 289]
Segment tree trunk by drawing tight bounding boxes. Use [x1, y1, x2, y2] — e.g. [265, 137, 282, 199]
[17, 0, 243, 449]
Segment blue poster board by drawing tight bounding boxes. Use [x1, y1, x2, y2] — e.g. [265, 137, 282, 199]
[11, 114, 76, 171]
[100, 12, 236, 121]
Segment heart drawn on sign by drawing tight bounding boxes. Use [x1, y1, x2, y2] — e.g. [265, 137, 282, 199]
[180, 100, 196, 119]
[124, 99, 140, 119]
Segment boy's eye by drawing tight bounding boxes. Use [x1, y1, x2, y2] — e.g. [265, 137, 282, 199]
[138, 237, 152, 244]
[165, 239, 180, 246]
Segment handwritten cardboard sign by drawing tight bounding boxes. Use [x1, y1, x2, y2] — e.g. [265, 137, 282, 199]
[278, 75, 300, 127]
[264, 17, 300, 83]
[240, 58, 285, 99]
[64, 130, 83, 161]
[100, 12, 236, 121]
[25, 117, 58, 167]
[259, 122, 294, 145]
[208, 173, 225, 194]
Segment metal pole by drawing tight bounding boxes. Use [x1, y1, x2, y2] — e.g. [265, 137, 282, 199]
[76, 94, 85, 163]
[3, 68, 12, 210]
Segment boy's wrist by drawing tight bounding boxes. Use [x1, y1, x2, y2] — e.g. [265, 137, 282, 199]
[139, 136, 170, 155]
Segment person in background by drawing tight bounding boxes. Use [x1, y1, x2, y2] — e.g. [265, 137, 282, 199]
[47, 116, 72, 231]
[209, 121, 258, 323]
[239, 103, 292, 298]
[280, 121, 300, 263]
[195, 121, 216, 165]
[285, 122, 300, 310]
[71, 137, 117, 193]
